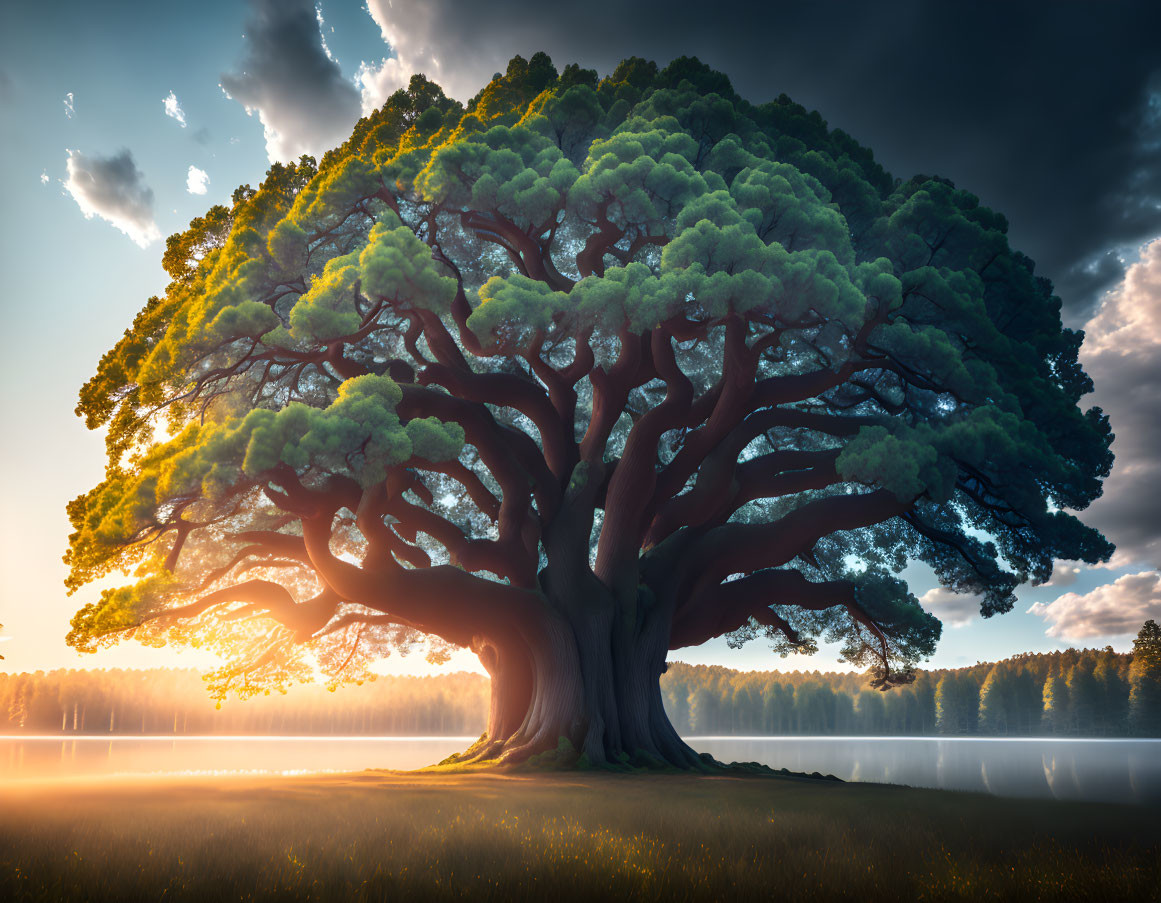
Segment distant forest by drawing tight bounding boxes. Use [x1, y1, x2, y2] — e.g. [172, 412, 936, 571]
[1, 646, 1157, 737]
[662, 649, 1151, 737]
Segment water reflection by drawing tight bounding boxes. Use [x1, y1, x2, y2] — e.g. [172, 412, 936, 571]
[689, 737, 1161, 806]
[1, 736, 1158, 805]
[0, 736, 474, 781]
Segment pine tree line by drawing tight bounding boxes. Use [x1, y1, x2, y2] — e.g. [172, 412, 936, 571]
[3, 622, 1160, 737]
[663, 635, 1160, 737]
[0, 668, 489, 736]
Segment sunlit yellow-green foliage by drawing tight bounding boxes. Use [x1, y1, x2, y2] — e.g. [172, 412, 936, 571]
[467, 51, 563, 122]
[76, 160, 318, 462]
[287, 156, 380, 230]
[65, 575, 178, 653]
[265, 214, 459, 346]
[66, 374, 463, 611]
[522, 83, 606, 159]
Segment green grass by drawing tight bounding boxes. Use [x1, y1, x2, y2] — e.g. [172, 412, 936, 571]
[1, 771, 1158, 901]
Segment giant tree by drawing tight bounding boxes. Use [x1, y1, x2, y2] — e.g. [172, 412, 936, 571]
[66, 54, 1112, 767]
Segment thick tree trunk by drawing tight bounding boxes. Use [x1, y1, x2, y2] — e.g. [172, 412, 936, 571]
[471, 632, 533, 751]
[454, 587, 704, 770]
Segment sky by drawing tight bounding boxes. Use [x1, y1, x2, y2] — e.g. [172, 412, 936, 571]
[0, 0, 1159, 678]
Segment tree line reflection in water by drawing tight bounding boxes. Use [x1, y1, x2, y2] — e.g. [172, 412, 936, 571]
[694, 737, 1161, 805]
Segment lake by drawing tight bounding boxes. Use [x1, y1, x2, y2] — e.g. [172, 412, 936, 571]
[1, 735, 1158, 805]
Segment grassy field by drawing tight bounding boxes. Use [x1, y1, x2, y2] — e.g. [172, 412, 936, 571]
[1, 770, 1158, 902]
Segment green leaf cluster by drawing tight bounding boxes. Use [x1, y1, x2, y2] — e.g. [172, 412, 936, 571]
[66, 375, 463, 595]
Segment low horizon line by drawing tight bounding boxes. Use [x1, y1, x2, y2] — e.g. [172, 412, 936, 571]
[4, 734, 1159, 743]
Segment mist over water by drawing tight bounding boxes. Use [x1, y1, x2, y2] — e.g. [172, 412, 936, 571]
[0, 736, 473, 781]
[694, 737, 1161, 806]
[1, 736, 1158, 805]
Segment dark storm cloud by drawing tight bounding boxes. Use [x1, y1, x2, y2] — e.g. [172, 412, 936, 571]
[1060, 251, 1132, 320]
[221, 0, 361, 162]
[362, 0, 1161, 320]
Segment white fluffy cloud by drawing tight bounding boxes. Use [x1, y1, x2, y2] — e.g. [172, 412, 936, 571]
[186, 165, 209, 195]
[358, 0, 448, 112]
[163, 91, 187, 127]
[919, 587, 981, 628]
[220, 0, 361, 162]
[1043, 563, 1083, 588]
[39, 170, 49, 185]
[63, 149, 160, 248]
[358, 0, 541, 109]
[1078, 238, 1161, 569]
[1083, 238, 1161, 356]
[356, 57, 425, 114]
[1029, 571, 1161, 640]
[63, 92, 74, 119]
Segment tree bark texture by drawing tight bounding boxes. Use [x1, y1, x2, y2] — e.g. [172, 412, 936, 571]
[456, 580, 703, 769]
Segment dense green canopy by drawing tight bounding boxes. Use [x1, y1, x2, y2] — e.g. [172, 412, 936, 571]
[66, 53, 1111, 716]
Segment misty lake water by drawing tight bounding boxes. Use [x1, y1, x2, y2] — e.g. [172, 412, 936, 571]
[1, 735, 1158, 805]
